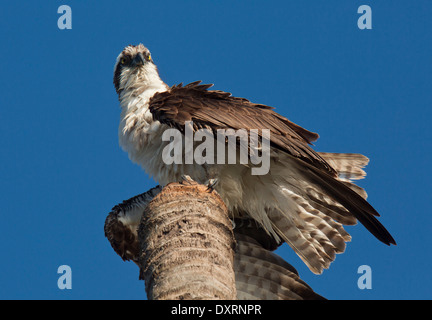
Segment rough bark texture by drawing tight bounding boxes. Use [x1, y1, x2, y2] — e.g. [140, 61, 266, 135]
[104, 182, 326, 300]
[138, 180, 237, 300]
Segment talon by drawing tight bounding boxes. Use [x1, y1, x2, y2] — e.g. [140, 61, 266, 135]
[180, 175, 194, 185]
[206, 178, 219, 192]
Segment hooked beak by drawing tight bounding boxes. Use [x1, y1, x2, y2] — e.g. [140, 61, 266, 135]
[132, 52, 146, 66]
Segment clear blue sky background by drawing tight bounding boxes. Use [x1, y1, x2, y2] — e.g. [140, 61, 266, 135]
[1, 1, 431, 300]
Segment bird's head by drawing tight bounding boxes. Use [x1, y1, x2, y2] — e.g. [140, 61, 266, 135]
[113, 44, 164, 95]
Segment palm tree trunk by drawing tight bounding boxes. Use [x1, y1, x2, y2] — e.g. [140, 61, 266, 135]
[138, 179, 237, 300]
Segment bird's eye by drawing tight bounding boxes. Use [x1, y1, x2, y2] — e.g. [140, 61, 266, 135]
[120, 58, 126, 65]
[148, 54, 152, 61]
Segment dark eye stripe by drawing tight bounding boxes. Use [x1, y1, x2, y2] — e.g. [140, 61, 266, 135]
[113, 61, 123, 93]
[113, 51, 150, 93]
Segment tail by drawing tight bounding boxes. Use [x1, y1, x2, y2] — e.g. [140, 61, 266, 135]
[259, 152, 395, 274]
[318, 152, 369, 199]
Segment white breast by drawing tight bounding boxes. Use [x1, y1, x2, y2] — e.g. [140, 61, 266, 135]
[118, 87, 209, 186]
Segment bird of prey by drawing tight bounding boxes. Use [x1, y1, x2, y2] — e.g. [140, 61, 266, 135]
[113, 44, 395, 274]
[104, 187, 326, 300]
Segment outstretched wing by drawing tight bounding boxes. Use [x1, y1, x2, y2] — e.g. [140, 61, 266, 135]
[148, 82, 395, 248]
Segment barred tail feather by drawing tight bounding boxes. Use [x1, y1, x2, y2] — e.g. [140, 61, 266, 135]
[246, 152, 394, 274]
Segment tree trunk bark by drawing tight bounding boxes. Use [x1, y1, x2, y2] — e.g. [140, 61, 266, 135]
[138, 179, 237, 300]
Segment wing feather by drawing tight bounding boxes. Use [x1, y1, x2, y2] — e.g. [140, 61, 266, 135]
[146, 82, 395, 273]
[235, 233, 325, 300]
[149, 81, 336, 175]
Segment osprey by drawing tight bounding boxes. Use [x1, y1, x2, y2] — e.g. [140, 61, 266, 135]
[113, 44, 395, 274]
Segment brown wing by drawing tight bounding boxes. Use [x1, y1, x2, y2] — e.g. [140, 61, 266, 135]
[233, 219, 325, 300]
[149, 81, 337, 176]
[149, 82, 395, 246]
[235, 233, 326, 300]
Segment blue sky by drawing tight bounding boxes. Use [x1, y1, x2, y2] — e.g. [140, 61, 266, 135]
[1, 1, 431, 300]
